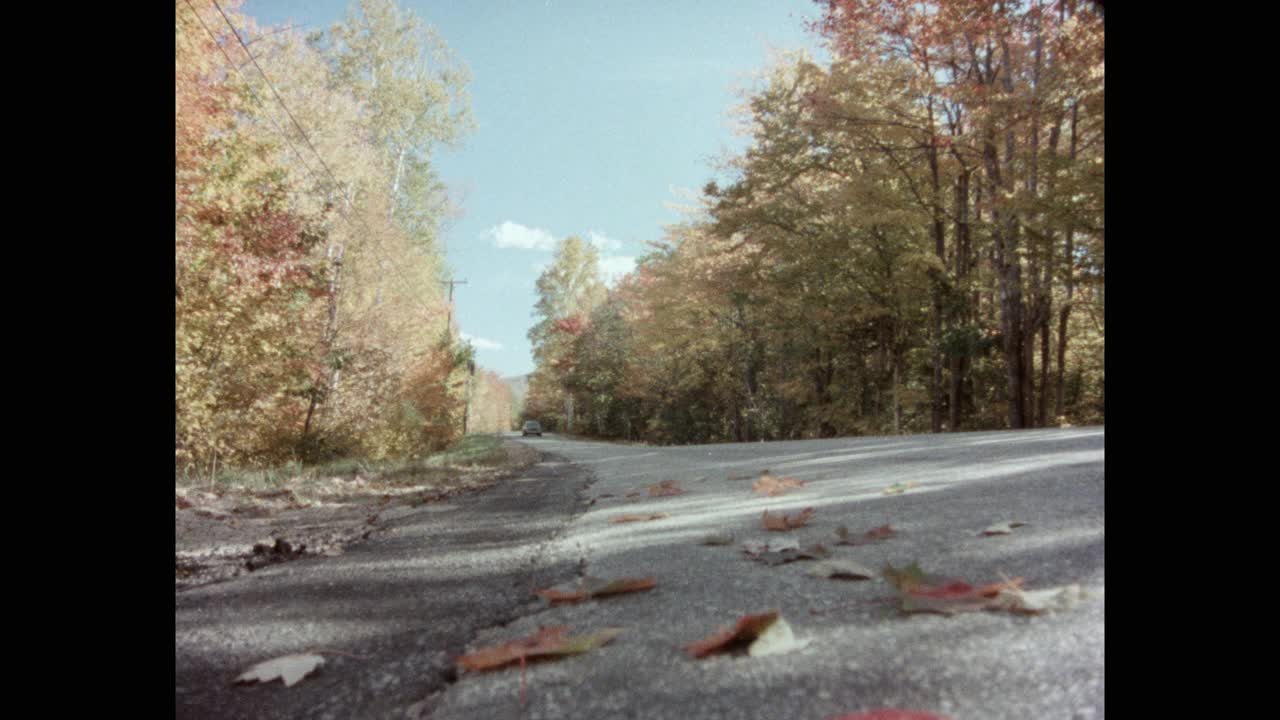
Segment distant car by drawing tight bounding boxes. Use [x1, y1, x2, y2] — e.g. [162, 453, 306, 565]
[522, 421, 543, 437]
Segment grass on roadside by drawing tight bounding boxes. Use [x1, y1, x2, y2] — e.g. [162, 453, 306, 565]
[176, 434, 514, 497]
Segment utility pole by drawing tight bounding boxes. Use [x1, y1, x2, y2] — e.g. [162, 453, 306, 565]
[441, 279, 467, 336]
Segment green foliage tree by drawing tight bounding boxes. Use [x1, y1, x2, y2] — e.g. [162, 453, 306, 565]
[526, 236, 607, 433]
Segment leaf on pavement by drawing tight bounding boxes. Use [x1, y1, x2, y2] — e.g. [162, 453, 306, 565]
[830, 710, 952, 720]
[881, 481, 918, 496]
[589, 576, 657, 598]
[609, 513, 669, 524]
[534, 585, 589, 604]
[806, 559, 877, 580]
[986, 583, 1082, 614]
[746, 615, 808, 657]
[687, 610, 805, 658]
[742, 537, 799, 556]
[835, 524, 897, 545]
[235, 653, 325, 687]
[762, 507, 815, 531]
[701, 533, 736, 546]
[648, 480, 687, 497]
[980, 521, 1028, 536]
[752, 543, 831, 566]
[458, 626, 622, 672]
[753, 474, 807, 497]
[883, 562, 1026, 615]
[535, 576, 656, 604]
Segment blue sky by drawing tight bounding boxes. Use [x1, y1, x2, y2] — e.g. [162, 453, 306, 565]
[243, 0, 827, 378]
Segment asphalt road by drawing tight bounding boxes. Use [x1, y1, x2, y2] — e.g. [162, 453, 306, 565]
[175, 427, 1104, 720]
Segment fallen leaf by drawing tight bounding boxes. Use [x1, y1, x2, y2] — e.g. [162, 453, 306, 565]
[701, 533, 735, 546]
[235, 654, 325, 687]
[830, 710, 952, 720]
[980, 521, 1028, 536]
[883, 562, 1025, 615]
[533, 575, 656, 605]
[806, 559, 877, 580]
[762, 508, 815, 531]
[742, 537, 799, 556]
[588, 577, 657, 598]
[609, 513, 669, 524]
[752, 543, 831, 566]
[986, 583, 1082, 614]
[746, 615, 808, 657]
[648, 480, 687, 497]
[881, 481, 918, 496]
[458, 627, 622, 672]
[533, 586, 589, 604]
[753, 474, 807, 497]
[532, 573, 655, 602]
[835, 524, 897, 546]
[686, 611, 784, 658]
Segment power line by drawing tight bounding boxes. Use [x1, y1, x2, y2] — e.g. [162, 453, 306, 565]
[185, 0, 451, 331]
[210, 0, 346, 202]
[181, 0, 321, 184]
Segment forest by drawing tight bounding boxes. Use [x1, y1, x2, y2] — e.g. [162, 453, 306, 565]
[524, 0, 1104, 444]
[176, 0, 514, 481]
[177, 0, 1104, 478]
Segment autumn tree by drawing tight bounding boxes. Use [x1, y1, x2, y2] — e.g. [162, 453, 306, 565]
[176, 0, 483, 478]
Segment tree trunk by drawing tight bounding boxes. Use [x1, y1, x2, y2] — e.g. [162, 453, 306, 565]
[949, 168, 971, 431]
[1054, 101, 1080, 421]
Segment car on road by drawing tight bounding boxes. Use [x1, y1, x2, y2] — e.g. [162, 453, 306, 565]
[522, 421, 543, 437]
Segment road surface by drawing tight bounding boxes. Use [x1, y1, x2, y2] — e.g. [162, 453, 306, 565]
[175, 427, 1104, 719]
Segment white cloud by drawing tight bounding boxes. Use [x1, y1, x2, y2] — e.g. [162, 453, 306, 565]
[599, 255, 636, 286]
[487, 221, 557, 251]
[460, 333, 503, 351]
[587, 229, 623, 253]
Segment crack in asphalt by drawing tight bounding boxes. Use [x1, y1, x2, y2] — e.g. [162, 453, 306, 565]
[410, 463, 599, 719]
[176, 446, 600, 720]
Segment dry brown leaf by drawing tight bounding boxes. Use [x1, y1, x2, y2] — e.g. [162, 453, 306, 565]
[533, 586, 589, 604]
[534, 577, 657, 604]
[745, 615, 808, 657]
[685, 611, 780, 658]
[986, 583, 1082, 614]
[609, 513, 669, 524]
[235, 653, 325, 687]
[752, 474, 806, 497]
[761, 508, 815, 531]
[883, 562, 1026, 615]
[457, 626, 622, 672]
[589, 577, 657, 598]
[647, 480, 688, 497]
[835, 524, 897, 545]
